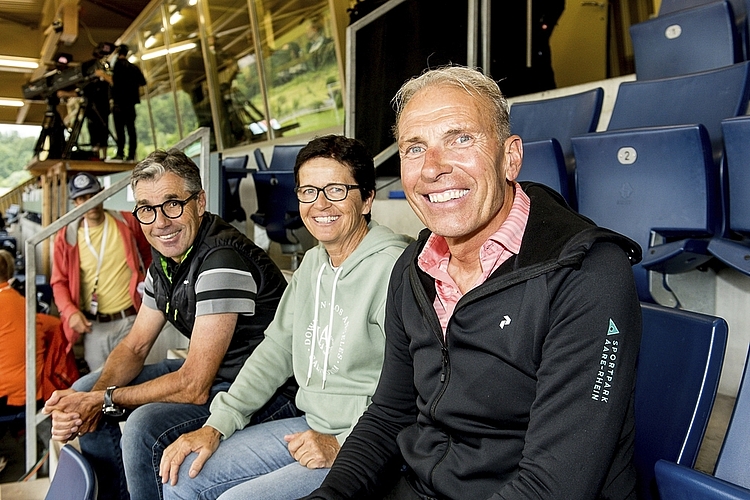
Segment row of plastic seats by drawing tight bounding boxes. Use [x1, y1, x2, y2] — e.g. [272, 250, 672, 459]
[522, 119, 750, 303]
[512, 62, 750, 303]
[631, 0, 746, 81]
[249, 145, 305, 264]
[220, 145, 306, 269]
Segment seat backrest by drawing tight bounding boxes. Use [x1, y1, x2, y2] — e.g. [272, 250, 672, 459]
[250, 170, 303, 244]
[634, 303, 728, 500]
[219, 155, 250, 223]
[572, 124, 720, 303]
[720, 115, 750, 236]
[45, 444, 98, 500]
[253, 148, 268, 170]
[606, 61, 750, 165]
[659, 0, 746, 19]
[267, 144, 305, 171]
[516, 138, 572, 207]
[222, 154, 249, 172]
[713, 347, 750, 488]
[509, 87, 603, 173]
[631, 1, 741, 81]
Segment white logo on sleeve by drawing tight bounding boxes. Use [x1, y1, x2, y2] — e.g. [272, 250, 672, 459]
[499, 315, 512, 329]
[591, 319, 621, 403]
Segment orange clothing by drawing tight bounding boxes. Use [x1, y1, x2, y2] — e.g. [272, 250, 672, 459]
[0, 282, 78, 407]
[0, 282, 44, 406]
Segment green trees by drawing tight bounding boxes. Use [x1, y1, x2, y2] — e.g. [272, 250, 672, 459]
[0, 132, 35, 187]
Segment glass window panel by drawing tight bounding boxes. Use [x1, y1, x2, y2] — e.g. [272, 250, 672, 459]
[167, 0, 202, 139]
[138, 7, 180, 151]
[254, 0, 344, 138]
[206, 0, 266, 147]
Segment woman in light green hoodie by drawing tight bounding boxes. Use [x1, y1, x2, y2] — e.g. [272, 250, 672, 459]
[160, 135, 412, 500]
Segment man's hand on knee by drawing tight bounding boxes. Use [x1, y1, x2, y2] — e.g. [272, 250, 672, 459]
[160, 426, 221, 486]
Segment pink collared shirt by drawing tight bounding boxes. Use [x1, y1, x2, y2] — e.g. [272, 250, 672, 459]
[417, 183, 531, 335]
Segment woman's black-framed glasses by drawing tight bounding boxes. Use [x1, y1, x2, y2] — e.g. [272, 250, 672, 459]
[296, 184, 360, 203]
[132, 191, 201, 225]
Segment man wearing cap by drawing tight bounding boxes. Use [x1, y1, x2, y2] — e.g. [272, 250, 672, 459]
[51, 172, 152, 372]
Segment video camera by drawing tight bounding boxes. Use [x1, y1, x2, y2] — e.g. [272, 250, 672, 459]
[21, 42, 116, 100]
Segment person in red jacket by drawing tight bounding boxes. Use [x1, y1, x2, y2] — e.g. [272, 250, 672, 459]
[51, 172, 152, 372]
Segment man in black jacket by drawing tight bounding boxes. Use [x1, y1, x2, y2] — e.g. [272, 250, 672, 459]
[111, 45, 146, 161]
[304, 65, 642, 499]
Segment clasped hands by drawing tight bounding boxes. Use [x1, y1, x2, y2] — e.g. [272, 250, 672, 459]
[159, 427, 340, 486]
[42, 388, 105, 442]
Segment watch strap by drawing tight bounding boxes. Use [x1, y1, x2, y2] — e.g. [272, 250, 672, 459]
[104, 385, 117, 407]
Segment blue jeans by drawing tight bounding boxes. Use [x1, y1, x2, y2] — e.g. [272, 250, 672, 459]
[163, 416, 329, 500]
[73, 359, 298, 500]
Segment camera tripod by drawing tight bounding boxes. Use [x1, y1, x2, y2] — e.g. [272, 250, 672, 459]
[33, 96, 66, 161]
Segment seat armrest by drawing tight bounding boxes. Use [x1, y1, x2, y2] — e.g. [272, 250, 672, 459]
[655, 460, 750, 500]
[708, 237, 750, 276]
[641, 238, 712, 273]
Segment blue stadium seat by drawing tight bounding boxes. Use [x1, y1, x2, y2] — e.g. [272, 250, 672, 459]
[708, 115, 750, 275]
[606, 61, 750, 165]
[45, 444, 98, 500]
[659, 0, 748, 57]
[219, 154, 251, 224]
[655, 346, 750, 500]
[516, 138, 572, 207]
[250, 170, 304, 269]
[509, 87, 603, 180]
[631, 1, 742, 81]
[635, 303, 728, 500]
[252, 144, 304, 171]
[660, 0, 745, 16]
[572, 124, 721, 303]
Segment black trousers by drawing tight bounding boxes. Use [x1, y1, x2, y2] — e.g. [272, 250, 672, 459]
[113, 104, 137, 159]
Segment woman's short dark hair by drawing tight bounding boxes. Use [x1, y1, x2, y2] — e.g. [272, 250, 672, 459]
[294, 135, 376, 222]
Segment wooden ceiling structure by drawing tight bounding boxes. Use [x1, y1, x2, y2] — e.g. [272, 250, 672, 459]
[0, 0, 151, 125]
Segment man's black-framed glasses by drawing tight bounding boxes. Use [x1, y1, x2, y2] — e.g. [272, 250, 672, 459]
[132, 191, 200, 225]
[296, 183, 360, 203]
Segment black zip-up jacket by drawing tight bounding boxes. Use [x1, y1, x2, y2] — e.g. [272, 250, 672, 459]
[304, 183, 643, 500]
[148, 212, 287, 383]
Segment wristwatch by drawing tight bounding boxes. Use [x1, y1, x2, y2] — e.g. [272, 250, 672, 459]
[102, 386, 125, 417]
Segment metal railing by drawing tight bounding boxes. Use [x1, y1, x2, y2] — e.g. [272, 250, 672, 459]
[22, 127, 211, 472]
[0, 177, 37, 219]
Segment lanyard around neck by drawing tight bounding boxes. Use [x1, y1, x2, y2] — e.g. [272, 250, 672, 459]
[83, 214, 108, 290]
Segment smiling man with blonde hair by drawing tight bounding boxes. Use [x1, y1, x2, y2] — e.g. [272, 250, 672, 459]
[305, 65, 644, 500]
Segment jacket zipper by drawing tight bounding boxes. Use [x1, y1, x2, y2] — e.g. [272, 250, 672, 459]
[440, 346, 449, 383]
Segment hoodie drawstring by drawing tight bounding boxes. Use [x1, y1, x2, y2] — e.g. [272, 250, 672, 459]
[321, 265, 344, 389]
[305, 262, 344, 389]
[306, 263, 327, 387]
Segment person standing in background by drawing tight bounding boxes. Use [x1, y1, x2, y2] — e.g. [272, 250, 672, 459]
[51, 172, 152, 373]
[111, 44, 146, 161]
[492, 0, 566, 97]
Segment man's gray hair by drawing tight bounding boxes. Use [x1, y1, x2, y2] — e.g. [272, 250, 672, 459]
[391, 65, 510, 143]
[131, 148, 203, 194]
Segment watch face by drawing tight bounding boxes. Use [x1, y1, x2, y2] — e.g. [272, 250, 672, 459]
[103, 406, 126, 417]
